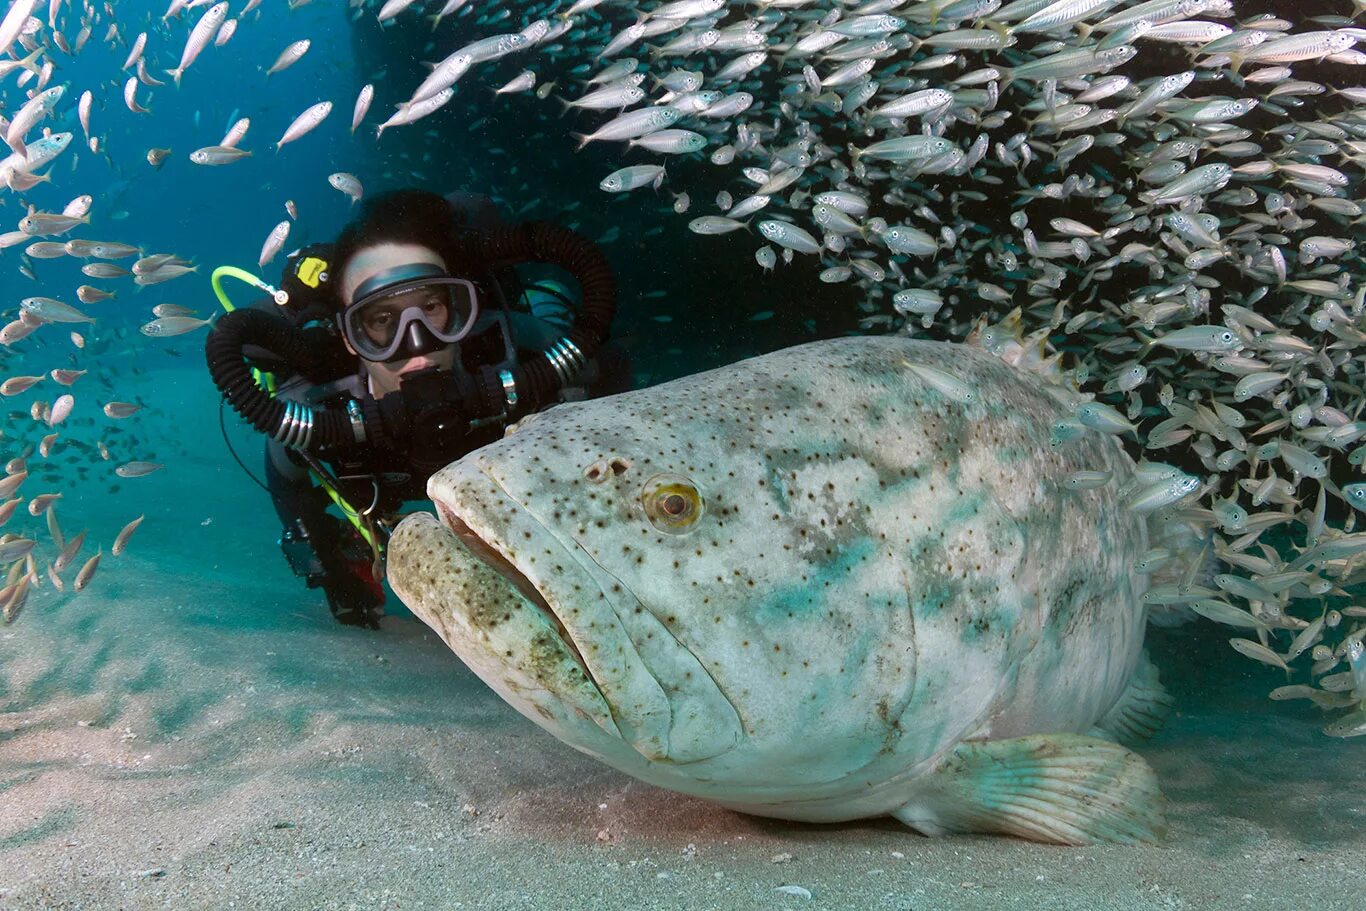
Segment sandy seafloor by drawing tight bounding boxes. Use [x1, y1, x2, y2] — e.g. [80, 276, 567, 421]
[1, 367, 1364, 911]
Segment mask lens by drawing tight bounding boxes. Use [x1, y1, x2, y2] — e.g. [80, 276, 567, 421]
[344, 277, 480, 361]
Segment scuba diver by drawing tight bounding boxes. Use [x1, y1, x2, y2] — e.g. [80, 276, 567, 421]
[205, 189, 630, 629]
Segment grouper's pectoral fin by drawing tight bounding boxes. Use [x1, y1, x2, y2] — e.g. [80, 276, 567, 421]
[891, 733, 1166, 845]
[1090, 649, 1175, 748]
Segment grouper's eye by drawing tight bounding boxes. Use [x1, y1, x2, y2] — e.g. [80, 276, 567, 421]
[640, 473, 703, 535]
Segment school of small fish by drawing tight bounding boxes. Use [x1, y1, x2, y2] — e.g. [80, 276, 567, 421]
[0, 0, 1363, 736]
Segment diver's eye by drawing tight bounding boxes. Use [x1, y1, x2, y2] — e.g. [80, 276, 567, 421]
[641, 473, 703, 535]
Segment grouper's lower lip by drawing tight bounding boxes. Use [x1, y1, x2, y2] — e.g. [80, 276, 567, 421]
[433, 499, 593, 681]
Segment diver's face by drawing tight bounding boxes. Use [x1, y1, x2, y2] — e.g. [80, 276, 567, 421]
[341, 242, 457, 398]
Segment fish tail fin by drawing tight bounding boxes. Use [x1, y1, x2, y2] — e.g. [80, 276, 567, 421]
[983, 19, 1012, 43]
[167, 68, 182, 88]
[1134, 331, 1156, 360]
[1073, 21, 1094, 44]
[553, 94, 574, 116]
[570, 132, 591, 151]
[848, 144, 863, 167]
[19, 47, 42, 76]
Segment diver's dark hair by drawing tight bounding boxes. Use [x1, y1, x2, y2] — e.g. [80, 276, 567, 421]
[326, 189, 468, 309]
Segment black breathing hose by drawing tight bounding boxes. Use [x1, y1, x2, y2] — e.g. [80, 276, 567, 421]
[205, 308, 356, 451]
[462, 221, 617, 412]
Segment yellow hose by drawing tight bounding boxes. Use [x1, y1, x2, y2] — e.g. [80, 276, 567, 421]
[211, 265, 277, 313]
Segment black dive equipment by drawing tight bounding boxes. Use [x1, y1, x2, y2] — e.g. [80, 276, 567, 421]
[205, 220, 617, 470]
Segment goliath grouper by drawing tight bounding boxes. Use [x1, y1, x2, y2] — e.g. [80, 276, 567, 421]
[388, 336, 1175, 845]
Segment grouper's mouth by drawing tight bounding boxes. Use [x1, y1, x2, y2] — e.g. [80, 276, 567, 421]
[432, 499, 592, 679]
[395, 465, 743, 766]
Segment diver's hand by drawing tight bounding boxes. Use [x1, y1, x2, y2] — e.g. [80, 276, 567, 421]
[321, 559, 385, 630]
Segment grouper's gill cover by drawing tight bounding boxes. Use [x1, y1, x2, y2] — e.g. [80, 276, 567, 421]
[389, 337, 1163, 840]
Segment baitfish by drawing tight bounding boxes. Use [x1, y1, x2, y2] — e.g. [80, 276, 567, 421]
[389, 337, 1171, 845]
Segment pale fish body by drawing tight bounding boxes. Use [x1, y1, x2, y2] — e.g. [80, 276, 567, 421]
[73, 550, 101, 592]
[698, 92, 754, 118]
[599, 165, 666, 193]
[140, 317, 211, 337]
[219, 117, 250, 148]
[376, 89, 454, 137]
[1240, 30, 1357, 64]
[851, 135, 954, 164]
[410, 52, 474, 105]
[881, 225, 938, 256]
[572, 106, 681, 148]
[1010, 44, 1137, 81]
[1066, 470, 1114, 490]
[114, 461, 163, 478]
[496, 70, 537, 95]
[351, 84, 374, 132]
[757, 220, 821, 253]
[48, 394, 73, 427]
[214, 17, 237, 47]
[103, 402, 140, 419]
[561, 83, 644, 110]
[1146, 324, 1240, 352]
[328, 172, 364, 204]
[1076, 401, 1137, 434]
[627, 129, 706, 154]
[687, 215, 748, 234]
[1012, 0, 1119, 35]
[167, 1, 228, 86]
[1121, 71, 1195, 121]
[112, 515, 145, 556]
[258, 221, 291, 267]
[275, 101, 332, 149]
[20, 297, 93, 324]
[1093, 0, 1213, 32]
[389, 338, 1169, 846]
[0, 375, 43, 395]
[868, 88, 954, 119]
[266, 38, 310, 75]
[189, 145, 252, 166]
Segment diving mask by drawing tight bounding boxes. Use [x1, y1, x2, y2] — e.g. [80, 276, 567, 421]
[340, 261, 481, 363]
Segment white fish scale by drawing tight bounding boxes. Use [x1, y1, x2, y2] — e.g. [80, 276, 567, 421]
[393, 338, 1152, 820]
